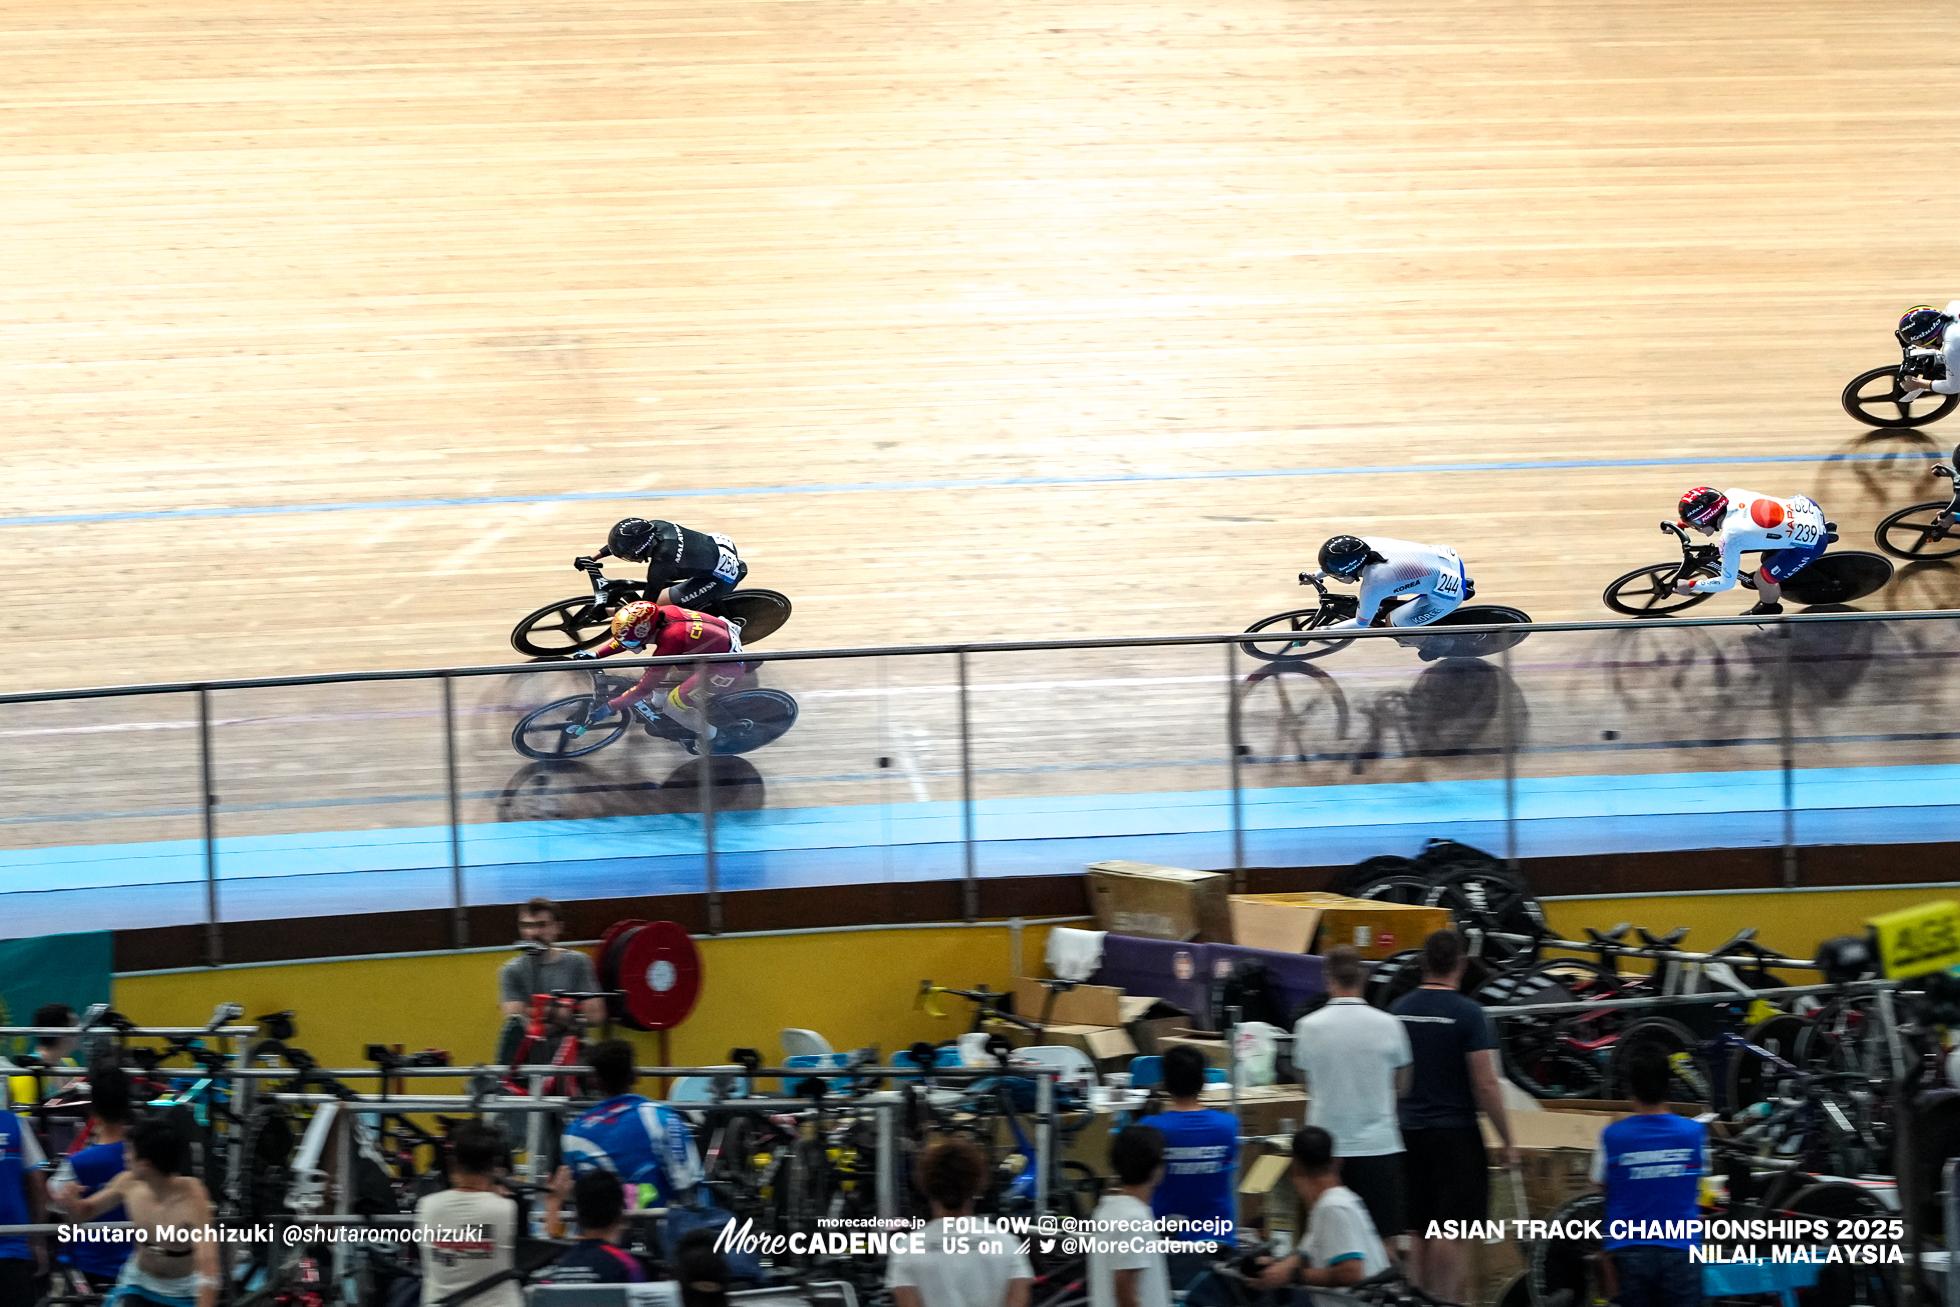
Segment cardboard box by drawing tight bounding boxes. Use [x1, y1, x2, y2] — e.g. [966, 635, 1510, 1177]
[1199, 1083, 1308, 1137]
[1000, 1020, 1137, 1068]
[1238, 1145, 1299, 1236]
[1013, 977, 1124, 1028]
[1117, 994, 1188, 1055]
[1227, 892, 1452, 960]
[1156, 1031, 1232, 1069]
[1088, 862, 1233, 942]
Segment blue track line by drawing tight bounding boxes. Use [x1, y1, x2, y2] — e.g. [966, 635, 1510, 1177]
[0, 449, 1940, 529]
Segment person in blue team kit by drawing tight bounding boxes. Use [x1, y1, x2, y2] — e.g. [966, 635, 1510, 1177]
[1147, 1045, 1238, 1289]
[53, 1062, 135, 1291]
[1592, 1044, 1706, 1307]
[0, 1091, 50, 1304]
[561, 1041, 702, 1205]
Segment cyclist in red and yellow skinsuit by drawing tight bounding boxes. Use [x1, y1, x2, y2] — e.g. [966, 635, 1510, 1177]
[572, 600, 746, 746]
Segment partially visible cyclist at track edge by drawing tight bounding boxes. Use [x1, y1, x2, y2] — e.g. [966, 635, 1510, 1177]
[561, 1040, 702, 1209]
[570, 600, 746, 749]
[1672, 486, 1829, 616]
[575, 518, 747, 609]
[1313, 534, 1471, 630]
[1896, 303, 1960, 403]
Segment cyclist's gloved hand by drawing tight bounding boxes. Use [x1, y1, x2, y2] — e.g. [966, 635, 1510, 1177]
[574, 555, 600, 572]
[569, 650, 598, 661]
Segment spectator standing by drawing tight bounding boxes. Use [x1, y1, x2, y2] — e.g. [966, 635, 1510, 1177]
[1148, 1045, 1239, 1288]
[888, 1140, 1033, 1307]
[3, 1003, 81, 1106]
[1088, 1125, 1171, 1307]
[51, 1061, 134, 1291]
[416, 1121, 522, 1307]
[499, 898, 606, 1027]
[561, 1040, 702, 1205]
[1593, 1045, 1705, 1307]
[538, 1167, 648, 1283]
[1253, 1126, 1391, 1303]
[1292, 946, 1411, 1243]
[1391, 929, 1516, 1305]
[0, 1094, 49, 1305]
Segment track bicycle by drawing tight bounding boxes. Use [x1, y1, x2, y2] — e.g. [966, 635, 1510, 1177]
[510, 558, 793, 658]
[1842, 341, 1958, 430]
[1874, 460, 1960, 561]
[511, 668, 799, 759]
[1241, 570, 1532, 664]
[1601, 520, 1894, 617]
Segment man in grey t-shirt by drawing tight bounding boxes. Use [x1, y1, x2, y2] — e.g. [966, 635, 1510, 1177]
[498, 898, 605, 1026]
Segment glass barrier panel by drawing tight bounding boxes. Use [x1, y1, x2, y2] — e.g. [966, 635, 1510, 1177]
[1508, 620, 1787, 863]
[966, 643, 1236, 879]
[0, 692, 207, 938]
[1233, 628, 1512, 869]
[454, 662, 708, 908]
[1793, 613, 1960, 850]
[207, 680, 451, 923]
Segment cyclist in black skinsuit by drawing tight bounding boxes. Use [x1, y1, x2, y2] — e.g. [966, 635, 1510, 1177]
[575, 518, 748, 610]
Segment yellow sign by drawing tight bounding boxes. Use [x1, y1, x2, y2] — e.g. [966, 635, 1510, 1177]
[1868, 900, 1960, 979]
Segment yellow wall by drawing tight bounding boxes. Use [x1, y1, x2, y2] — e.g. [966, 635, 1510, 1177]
[1540, 885, 1958, 963]
[115, 924, 1057, 1073]
[109, 886, 1959, 1071]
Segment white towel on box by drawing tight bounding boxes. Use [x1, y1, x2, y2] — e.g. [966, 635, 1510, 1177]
[1045, 927, 1107, 982]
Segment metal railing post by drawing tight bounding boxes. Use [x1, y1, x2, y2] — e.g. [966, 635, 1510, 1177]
[959, 649, 977, 922]
[443, 674, 467, 948]
[197, 688, 222, 968]
[699, 657, 721, 936]
[1227, 641, 1245, 892]
[1500, 641, 1518, 869]
[1778, 621, 1797, 889]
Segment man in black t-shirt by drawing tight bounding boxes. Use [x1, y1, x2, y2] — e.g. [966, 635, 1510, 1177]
[540, 1169, 649, 1284]
[1390, 929, 1516, 1306]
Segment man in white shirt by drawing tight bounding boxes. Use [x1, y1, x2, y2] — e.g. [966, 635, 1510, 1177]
[888, 1140, 1033, 1307]
[1255, 1127, 1391, 1305]
[1293, 946, 1412, 1244]
[1089, 1126, 1172, 1307]
[417, 1121, 522, 1307]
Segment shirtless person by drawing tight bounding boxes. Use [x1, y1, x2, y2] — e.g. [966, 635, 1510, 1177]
[68, 1118, 220, 1307]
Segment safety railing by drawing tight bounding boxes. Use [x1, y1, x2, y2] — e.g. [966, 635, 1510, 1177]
[5, 606, 1960, 960]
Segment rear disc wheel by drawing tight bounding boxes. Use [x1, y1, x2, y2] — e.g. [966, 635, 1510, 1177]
[716, 589, 793, 644]
[706, 689, 799, 755]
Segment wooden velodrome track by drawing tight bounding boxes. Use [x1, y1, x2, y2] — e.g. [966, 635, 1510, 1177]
[3, 0, 1960, 923]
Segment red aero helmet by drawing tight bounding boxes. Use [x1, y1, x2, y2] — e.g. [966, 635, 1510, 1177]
[1678, 487, 1728, 527]
[610, 600, 663, 647]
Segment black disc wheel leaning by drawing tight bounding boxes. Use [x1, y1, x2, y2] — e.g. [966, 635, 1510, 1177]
[705, 689, 799, 755]
[1778, 551, 1895, 606]
[511, 695, 630, 760]
[717, 589, 792, 644]
[1241, 607, 1357, 662]
[1607, 1017, 1710, 1102]
[1528, 1193, 1608, 1307]
[1362, 949, 1425, 1009]
[1424, 867, 1547, 967]
[1352, 874, 1435, 906]
[1726, 1013, 1808, 1115]
[1409, 604, 1533, 661]
[1876, 500, 1960, 560]
[1842, 364, 1958, 429]
[1601, 562, 1717, 616]
[510, 596, 619, 657]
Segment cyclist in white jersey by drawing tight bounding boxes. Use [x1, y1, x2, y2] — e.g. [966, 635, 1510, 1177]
[1314, 535, 1470, 630]
[1672, 487, 1829, 615]
[1895, 303, 1960, 400]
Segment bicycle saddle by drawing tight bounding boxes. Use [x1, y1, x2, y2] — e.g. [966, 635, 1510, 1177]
[1584, 923, 1632, 945]
[1636, 926, 1690, 949]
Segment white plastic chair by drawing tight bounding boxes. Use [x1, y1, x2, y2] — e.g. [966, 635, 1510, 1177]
[669, 1065, 745, 1104]
[1014, 1044, 1099, 1090]
[779, 1028, 834, 1059]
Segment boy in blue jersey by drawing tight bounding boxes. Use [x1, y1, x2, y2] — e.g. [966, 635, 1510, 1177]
[0, 1096, 50, 1303]
[52, 1062, 135, 1290]
[1147, 1045, 1238, 1289]
[561, 1041, 701, 1204]
[1591, 1044, 1706, 1307]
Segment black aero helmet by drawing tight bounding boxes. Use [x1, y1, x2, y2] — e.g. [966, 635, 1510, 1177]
[1898, 306, 1950, 348]
[1318, 534, 1373, 580]
[607, 517, 662, 561]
